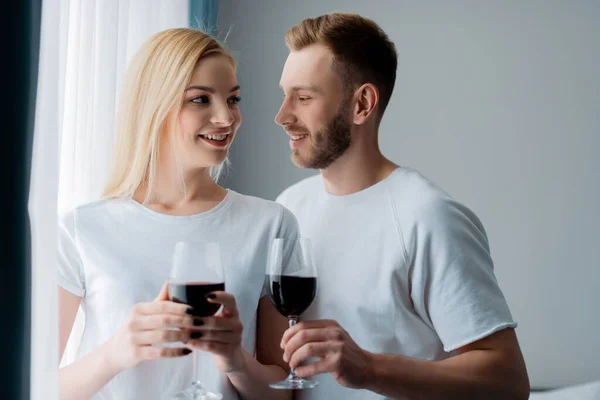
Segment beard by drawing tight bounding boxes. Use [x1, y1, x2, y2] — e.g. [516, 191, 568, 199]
[291, 101, 352, 170]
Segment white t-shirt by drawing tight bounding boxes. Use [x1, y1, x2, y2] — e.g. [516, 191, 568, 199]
[276, 167, 517, 400]
[58, 190, 298, 400]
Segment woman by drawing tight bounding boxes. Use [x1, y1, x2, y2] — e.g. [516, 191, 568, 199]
[58, 29, 293, 400]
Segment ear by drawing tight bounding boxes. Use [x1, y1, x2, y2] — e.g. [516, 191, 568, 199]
[352, 83, 379, 125]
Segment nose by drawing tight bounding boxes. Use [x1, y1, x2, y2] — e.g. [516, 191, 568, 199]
[210, 101, 235, 127]
[274, 97, 296, 126]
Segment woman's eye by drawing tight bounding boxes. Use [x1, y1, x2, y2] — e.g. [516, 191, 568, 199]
[191, 95, 210, 104]
[299, 97, 311, 102]
[228, 96, 242, 105]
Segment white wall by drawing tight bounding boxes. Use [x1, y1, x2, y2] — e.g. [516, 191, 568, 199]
[218, 0, 600, 389]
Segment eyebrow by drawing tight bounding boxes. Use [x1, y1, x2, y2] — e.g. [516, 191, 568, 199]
[185, 85, 241, 93]
[281, 85, 322, 93]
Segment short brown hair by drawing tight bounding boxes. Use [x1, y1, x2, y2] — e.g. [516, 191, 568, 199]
[285, 13, 397, 121]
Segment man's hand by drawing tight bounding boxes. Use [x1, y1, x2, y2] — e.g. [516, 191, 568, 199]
[281, 319, 373, 389]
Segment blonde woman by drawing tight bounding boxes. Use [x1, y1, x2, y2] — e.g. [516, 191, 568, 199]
[58, 29, 293, 400]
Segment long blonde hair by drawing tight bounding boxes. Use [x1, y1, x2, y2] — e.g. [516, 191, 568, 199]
[102, 28, 234, 201]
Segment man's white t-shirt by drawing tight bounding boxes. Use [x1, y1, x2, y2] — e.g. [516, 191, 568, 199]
[276, 167, 517, 400]
[58, 190, 298, 400]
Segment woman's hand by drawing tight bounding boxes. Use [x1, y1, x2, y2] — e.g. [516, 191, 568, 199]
[105, 282, 198, 372]
[184, 291, 245, 373]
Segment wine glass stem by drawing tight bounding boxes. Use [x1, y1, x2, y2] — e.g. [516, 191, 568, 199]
[288, 317, 299, 379]
[193, 349, 202, 387]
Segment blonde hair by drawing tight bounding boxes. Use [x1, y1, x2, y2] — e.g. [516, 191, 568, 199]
[102, 28, 234, 201]
[285, 13, 397, 121]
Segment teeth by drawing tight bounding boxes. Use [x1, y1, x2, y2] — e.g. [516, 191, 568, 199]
[201, 134, 227, 141]
[291, 134, 308, 141]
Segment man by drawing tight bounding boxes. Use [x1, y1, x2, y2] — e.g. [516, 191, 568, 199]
[274, 12, 529, 400]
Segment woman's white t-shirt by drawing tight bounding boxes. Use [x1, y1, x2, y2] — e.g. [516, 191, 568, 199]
[58, 190, 298, 400]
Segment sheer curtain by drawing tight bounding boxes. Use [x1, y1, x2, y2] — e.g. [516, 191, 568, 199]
[29, 1, 192, 398]
[58, 0, 190, 213]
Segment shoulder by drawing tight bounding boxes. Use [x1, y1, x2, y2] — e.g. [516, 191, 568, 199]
[228, 190, 296, 225]
[228, 191, 300, 238]
[387, 168, 451, 206]
[59, 198, 124, 230]
[388, 167, 485, 236]
[275, 173, 321, 207]
[229, 190, 283, 214]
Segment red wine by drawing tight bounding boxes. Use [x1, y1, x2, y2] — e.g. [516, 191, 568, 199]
[265, 275, 317, 318]
[169, 282, 225, 317]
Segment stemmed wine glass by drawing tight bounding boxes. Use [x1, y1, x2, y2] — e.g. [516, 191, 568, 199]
[265, 238, 318, 390]
[168, 241, 225, 400]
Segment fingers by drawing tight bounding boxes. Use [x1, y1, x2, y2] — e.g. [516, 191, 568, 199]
[206, 291, 239, 317]
[185, 330, 240, 346]
[189, 315, 242, 331]
[282, 328, 333, 361]
[154, 282, 170, 301]
[134, 329, 191, 345]
[281, 319, 339, 346]
[288, 341, 339, 369]
[133, 301, 192, 317]
[138, 346, 192, 361]
[181, 316, 243, 343]
[294, 357, 337, 378]
[184, 340, 231, 355]
[130, 314, 201, 331]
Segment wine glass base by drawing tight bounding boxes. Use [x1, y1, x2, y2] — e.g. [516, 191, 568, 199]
[270, 376, 319, 390]
[170, 382, 223, 399]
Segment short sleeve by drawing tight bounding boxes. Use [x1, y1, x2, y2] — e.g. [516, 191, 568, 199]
[58, 211, 86, 297]
[274, 188, 289, 208]
[408, 197, 517, 352]
[276, 205, 301, 242]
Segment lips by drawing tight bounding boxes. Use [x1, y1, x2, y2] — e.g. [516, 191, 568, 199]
[286, 129, 310, 139]
[199, 134, 227, 141]
[287, 131, 309, 150]
[197, 131, 231, 148]
[198, 131, 231, 141]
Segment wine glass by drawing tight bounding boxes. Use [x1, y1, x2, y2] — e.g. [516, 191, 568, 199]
[265, 238, 318, 389]
[168, 241, 225, 400]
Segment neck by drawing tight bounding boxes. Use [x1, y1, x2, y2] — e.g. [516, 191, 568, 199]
[134, 158, 226, 214]
[320, 128, 398, 196]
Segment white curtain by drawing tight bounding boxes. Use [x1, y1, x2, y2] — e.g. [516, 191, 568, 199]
[29, 1, 189, 398]
[58, 0, 190, 213]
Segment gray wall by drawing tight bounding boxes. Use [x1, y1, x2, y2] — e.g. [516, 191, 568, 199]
[218, 0, 600, 389]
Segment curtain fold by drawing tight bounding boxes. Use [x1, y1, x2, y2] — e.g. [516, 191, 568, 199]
[58, 0, 190, 213]
[4, 0, 41, 398]
[29, 1, 194, 398]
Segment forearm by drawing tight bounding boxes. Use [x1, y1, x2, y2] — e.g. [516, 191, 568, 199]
[226, 349, 291, 400]
[59, 341, 122, 400]
[364, 350, 529, 400]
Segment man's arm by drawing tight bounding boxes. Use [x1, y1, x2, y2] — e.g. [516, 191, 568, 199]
[282, 321, 529, 400]
[365, 328, 529, 400]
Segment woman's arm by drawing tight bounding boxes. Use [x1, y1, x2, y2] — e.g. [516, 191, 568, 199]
[59, 286, 123, 400]
[223, 296, 292, 400]
[59, 287, 80, 360]
[58, 284, 195, 400]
